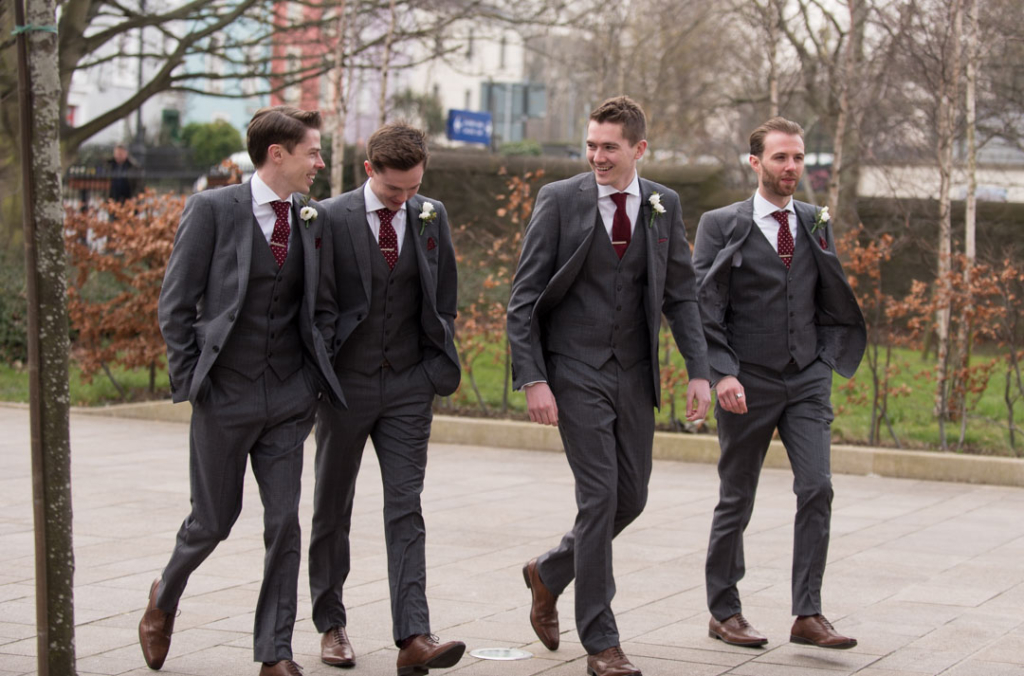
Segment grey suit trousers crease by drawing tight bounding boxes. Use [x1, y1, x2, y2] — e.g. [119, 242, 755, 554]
[309, 363, 435, 645]
[158, 364, 318, 663]
[705, 358, 834, 620]
[536, 354, 656, 656]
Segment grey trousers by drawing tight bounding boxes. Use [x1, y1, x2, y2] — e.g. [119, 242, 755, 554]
[705, 359, 835, 620]
[157, 364, 317, 663]
[535, 355, 655, 655]
[308, 363, 434, 646]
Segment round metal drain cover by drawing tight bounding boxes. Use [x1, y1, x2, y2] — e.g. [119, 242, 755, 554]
[469, 648, 533, 661]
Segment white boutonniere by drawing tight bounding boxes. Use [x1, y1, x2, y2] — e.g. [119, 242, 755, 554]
[812, 205, 830, 233]
[300, 206, 317, 225]
[418, 201, 437, 235]
[648, 192, 666, 228]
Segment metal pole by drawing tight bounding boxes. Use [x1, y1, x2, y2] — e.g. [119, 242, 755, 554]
[14, 0, 50, 672]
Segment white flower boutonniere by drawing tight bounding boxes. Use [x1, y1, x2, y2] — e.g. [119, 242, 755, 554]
[812, 205, 830, 233]
[648, 192, 666, 228]
[300, 206, 317, 226]
[418, 201, 437, 235]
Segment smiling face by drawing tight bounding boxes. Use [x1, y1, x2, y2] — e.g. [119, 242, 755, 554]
[365, 161, 425, 211]
[586, 120, 647, 192]
[262, 127, 324, 198]
[750, 130, 804, 208]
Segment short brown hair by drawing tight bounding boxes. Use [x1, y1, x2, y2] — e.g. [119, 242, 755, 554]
[247, 106, 322, 168]
[589, 96, 647, 146]
[366, 123, 429, 172]
[749, 117, 805, 157]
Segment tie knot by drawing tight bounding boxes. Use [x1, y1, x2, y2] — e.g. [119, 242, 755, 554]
[771, 210, 789, 227]
[377, 207, 396, 225]
[271, 200, 290, 218]
[610, 192, 628, 209]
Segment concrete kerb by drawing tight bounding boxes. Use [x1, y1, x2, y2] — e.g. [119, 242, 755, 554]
[65, 400, 1024, 488]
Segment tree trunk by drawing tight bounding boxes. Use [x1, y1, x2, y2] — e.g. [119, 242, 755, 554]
[378, 0, 398, 127]
[330, 0, 349, 195]
[933, 0, 963, 449]
[16, 0, 76, 671]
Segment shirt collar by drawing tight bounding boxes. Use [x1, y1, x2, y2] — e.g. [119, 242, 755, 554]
[597, 171, 641, 200]
[753, 190, 795, 220]
[251, 171, 291, 206]
[363, 180, 393, 214]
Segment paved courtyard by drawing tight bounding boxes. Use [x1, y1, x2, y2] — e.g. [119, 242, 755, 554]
[2, 406, 1024, 676]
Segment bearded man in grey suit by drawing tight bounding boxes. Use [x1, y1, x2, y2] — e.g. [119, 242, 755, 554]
[309, 122, 465, 676]
[139, 106, 342, 676]
[507, 96, 711, 676]
[694, 117, 866, 651]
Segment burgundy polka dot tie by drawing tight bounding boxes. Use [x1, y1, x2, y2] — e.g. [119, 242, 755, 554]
[610, 192, 630, 259]
[772, 210, 793, 269]
[269, 200, 291, 268]
[377, 208, 399, 270]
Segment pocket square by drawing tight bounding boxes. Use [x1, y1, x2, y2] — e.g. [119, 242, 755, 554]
[658, 238, 668, 244]
[427, 237, 436, 251]
[315, 237, 322, 249]
[819, 236, 828, 250]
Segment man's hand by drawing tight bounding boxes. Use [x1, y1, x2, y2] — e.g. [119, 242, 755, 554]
[715, 376, 747, 414]
[686, 378, 712, 421]
[525, 382, 558, 426]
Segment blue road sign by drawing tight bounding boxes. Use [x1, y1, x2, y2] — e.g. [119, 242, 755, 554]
[447, 110, 493, 145]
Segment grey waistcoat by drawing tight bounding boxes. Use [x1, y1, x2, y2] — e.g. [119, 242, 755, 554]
[216, 218, 305, 380]
[543, 211, 650, 370]
[726, 224, 819, 373]
[335, 225, 424, 374]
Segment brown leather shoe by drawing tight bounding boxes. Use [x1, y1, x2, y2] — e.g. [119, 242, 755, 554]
[790, 614, 857, 649]
[586, 646, 642, 676]
[522, 558, 559, 650]
[396, 634, 465, 676]
[259, 660, 303, 676]
[708, 613, 768, 647]
[321, 625, 355, 667]
[138, 578, 176, 670]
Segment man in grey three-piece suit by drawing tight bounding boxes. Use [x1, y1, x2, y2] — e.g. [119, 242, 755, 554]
[139, 106, 342, 676]
[508, 96, 711, 676]
[694, 117, 866, 651]
[309, 123, 466, 676]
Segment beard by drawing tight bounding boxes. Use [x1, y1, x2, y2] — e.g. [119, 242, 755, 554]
[761, 166, 800, 199]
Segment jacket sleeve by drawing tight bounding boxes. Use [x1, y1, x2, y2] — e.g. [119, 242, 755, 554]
[157, 193, 214, 403]
[315, 206, 339, 362]
[506, 183, 561, 389]
[692, 211, 739, 383]
[660, 190, 710, 381]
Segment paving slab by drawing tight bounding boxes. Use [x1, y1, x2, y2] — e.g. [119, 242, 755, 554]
[2, 408, 1024, 675]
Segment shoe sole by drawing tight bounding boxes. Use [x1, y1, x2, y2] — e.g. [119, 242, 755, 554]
[586, 668, 642, 676]
[709, 629, 768, 647]
[396, 643, 466, 676]
[523, 562, 560, 651]
[321, 656, 356, 668]
[790, 635, 857, 649]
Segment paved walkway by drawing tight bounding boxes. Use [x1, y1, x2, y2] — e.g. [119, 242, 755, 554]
[2, 407, 1024, 676]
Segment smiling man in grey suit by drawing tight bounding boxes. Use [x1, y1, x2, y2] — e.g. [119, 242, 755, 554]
[309, 122, 465, 676]
[139, 106, 342, 676]
[507, 96, 711, 676]
[694, 117, 866, 651]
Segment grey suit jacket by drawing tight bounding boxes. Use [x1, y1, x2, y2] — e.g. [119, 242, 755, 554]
[507, 172, 710, 408]
[318, 184, 461, 397]
[158, 181, 343, 405]
[692, 197, 866, 380]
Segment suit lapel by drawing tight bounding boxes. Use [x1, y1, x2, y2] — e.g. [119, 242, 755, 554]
[406, 197, 437, 310]
[233, 182, 254, 306]
[346, 185, 373, 302]
[575, 175, 600, 247]
[293, 196, 316, 317]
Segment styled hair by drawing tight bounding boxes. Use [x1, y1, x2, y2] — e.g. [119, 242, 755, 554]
[366, 122, 430, 172]
[589, 96, 647, 146]
[749, 117, 805, 157]
[247, 106, 322, 168]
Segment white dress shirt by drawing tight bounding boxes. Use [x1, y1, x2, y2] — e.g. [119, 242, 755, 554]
[250, 171, 292, 244]
[752, 190, 797, 253]
[364, 180, 408, 256]
[596, 172, 642, 240]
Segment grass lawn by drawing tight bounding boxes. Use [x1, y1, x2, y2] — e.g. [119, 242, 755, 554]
[0, 360, 169, 407]
[448, 338, 1024, 457]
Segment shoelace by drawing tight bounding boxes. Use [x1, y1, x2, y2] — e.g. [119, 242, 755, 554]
[331, 626, 348, 645]
[819, 616, 835, 630]
[735, 615, 752, 628]
[609, 646, 626, 660]
[281, 661, 303, 676]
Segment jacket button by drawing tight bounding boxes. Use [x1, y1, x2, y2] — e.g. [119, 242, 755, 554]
[228, 313, 236, 321]
[212, 345, 219, 353]
[357, 315, 363, 321]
